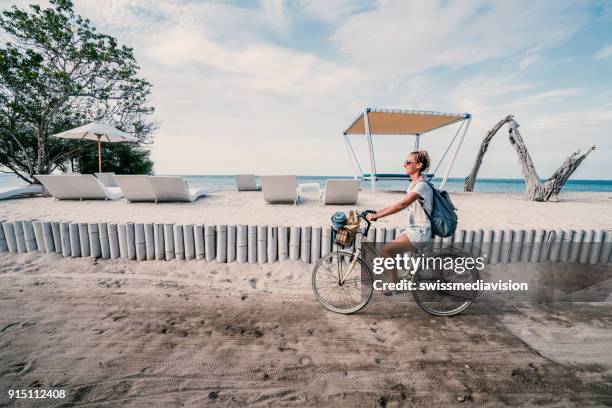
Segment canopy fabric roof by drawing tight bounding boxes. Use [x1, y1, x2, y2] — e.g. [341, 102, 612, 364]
[344, 109, 469, 136]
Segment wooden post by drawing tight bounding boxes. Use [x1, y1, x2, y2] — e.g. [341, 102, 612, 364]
[69, 223, 80, 257]
[268, 226, 278, 263]
[154, 224, 165, 261]
[321, 226, 332, 256]
[588, 230, 604, 265]
[510, 230, 524, 263]
[51, 222, 62, 254]
[1, 222, 14, 252]
[237, 225, 248, 263]
[108, 224, 120, 260]
[227, 225, 237, 263]
[134, 223, 146, 261]
[471, 229, 483, 258]
[89, 223, 101, 259]
[569, 230, 584, 263]
[301, 226, 311, 263]
[78, 223, 90, 257]
[519, 230, 534, 263]
[99, 223, 110, 259]
[559, 229, 573, 262]
[205, 225, 216, 262]
[118, 224, 128, 259]
[183, 224, 195, 260]
[193, 225, 204, 261]
[579, 230, 594, 264]
[33, 221, 45, 251]
[126, 223, 136, 260]
[248, 225, 257, 264]
[174, 225, 185, 260]
[145, 223, 155, 260]
[279, 226, 289, 261]
[22, 220, 37, 252]
[599, 230, 612, 264]
[530, 230, 545, 263]
[257, 225, 267, 264]
[376, 227, 386, 243]
[548, 230, 564, 263]
[217, 225, 227, 263]
[0, 221, 7, 253]
[289, 226, 300, 261]
[164, 224, 175, 260]
[311, 226, 321, 262]
[60, 222, 71, 257]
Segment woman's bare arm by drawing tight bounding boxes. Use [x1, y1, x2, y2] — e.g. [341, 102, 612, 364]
[368, 192, 420, 221]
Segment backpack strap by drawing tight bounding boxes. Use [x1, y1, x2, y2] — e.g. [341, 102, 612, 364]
[415, 180, 435, 223]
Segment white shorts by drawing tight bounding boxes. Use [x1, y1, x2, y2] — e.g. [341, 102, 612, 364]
[399, 225, 432, 250]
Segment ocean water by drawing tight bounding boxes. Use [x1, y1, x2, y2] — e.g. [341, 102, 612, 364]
[2, 173, 610, 193]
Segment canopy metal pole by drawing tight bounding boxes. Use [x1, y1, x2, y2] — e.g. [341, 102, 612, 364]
[363, 108, 376, 193]
[343, 134, 360, 179]
[97, 135, 102, 174]
[415, 134, 420, 150]
[440, 115, 472, 190]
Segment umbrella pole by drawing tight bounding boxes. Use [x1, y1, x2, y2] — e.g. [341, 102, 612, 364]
[97, 136, 102, 174]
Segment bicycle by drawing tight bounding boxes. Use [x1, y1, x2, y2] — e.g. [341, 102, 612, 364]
[311, 210, 480, 316]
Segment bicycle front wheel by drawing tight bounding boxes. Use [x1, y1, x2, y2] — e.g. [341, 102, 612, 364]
[312, 251, 374, 314]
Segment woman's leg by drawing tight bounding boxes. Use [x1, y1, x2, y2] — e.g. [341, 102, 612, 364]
[380, 233, 415, 292]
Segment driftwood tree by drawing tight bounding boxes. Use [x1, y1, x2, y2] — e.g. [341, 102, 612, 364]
[464, 116, 596, 201]
[464, 115, 514, 192]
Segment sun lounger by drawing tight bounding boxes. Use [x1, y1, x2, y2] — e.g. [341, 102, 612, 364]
[261, 175, 299, 204]
[148, 176, 206, 202]
[35, 174, 123, 200]
[0, 185, 43, 200]
[114, 175, 157, 202]
[95, 172, 119, 187]
[235, 175, 260, 191]
[321, 179, 360, 205]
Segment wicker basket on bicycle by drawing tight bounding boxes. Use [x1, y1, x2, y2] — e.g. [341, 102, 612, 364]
[333, 211, 360, 248]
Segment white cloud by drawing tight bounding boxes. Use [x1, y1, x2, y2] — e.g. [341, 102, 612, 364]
[260, 0, 290, 33]
[595, 44, 612, 59]
[2, 0, 609, 178]
[298, 0, 369, 22]
[331, 0, 589, 77]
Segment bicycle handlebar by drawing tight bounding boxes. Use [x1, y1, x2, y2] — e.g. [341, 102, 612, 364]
[357, 209, 377, 237]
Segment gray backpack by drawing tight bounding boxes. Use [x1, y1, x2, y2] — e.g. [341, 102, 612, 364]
[418, 181, 458, 238]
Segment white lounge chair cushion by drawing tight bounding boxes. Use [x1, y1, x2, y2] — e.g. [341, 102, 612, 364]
[261, 175, 299, 204]
[148, 176, 206, 202]
[95, 172, 119, 187]
[235, 175, 260, 191]
[322, 179, 360, 205]
[36, 175, 123, 200]
[0, 185, 43, 200]
[114, 175, 157, 202]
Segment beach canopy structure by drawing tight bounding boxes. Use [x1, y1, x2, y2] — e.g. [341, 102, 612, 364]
[343, 108, 472, 192]
[53, 122, 139, 174]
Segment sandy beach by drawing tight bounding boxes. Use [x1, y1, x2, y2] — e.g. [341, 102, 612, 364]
[1, 190, 611, 230]
[0, 253, 611, 406]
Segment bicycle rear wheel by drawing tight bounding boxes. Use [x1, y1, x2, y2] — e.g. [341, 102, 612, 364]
[412, 249, 480, 316]
[312, 251, 374, 314]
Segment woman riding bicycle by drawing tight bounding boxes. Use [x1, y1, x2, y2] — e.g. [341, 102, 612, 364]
[366, 150, 434, 286]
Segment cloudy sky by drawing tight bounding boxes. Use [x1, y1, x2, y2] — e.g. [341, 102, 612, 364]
[5, 0, 612, 178]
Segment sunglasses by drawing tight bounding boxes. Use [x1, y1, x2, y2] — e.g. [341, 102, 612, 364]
[403, 160, 417, 166]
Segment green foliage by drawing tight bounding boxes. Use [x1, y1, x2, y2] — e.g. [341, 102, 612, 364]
[0, 0, 156, 183]
[74, 143, 154, 175]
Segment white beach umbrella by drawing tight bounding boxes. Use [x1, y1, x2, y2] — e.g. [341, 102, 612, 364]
[53, 122, 139, 173]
